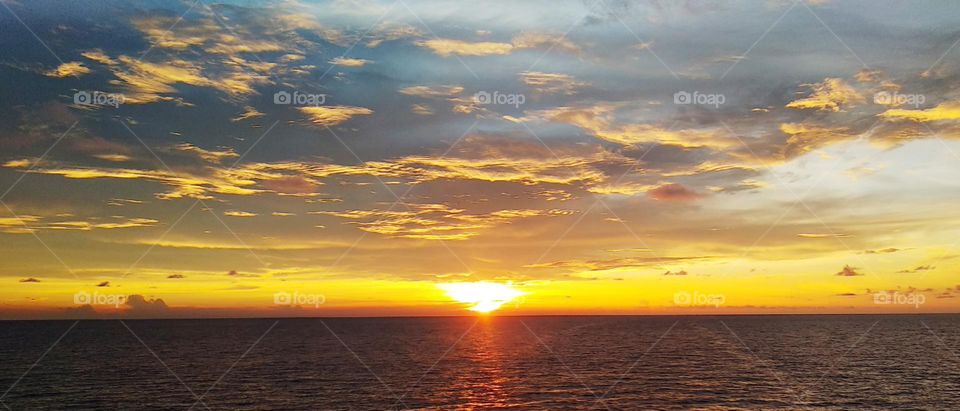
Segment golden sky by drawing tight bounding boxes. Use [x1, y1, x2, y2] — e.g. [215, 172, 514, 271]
[2, 0, 960, 319]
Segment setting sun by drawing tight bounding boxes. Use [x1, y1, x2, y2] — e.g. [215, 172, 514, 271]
[438, 282, 525, 313]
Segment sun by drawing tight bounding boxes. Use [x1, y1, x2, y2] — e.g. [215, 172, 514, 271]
[437, 282, 525, 313]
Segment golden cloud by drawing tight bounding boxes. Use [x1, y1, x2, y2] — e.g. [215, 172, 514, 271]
[534, 104, 735, 149]
[416, 39, 514, 57]
[417, 32, 579, 57]
[45, 62, 91, 78]
[314, 203, 570, 240]
[398, 85, 464, 98]
[224, 211, 257, 218]
[779, 122, 855, 157]
[879, 102, 960, 122]
[520, 71, 588, 95]
[329, 57, 371, 67]
[173, 143, 239, 164]
[298, 106, 374, 127]
[786, 78, 864, 112]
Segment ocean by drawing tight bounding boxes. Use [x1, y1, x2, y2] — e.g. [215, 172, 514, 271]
[1, 315, 958, 410]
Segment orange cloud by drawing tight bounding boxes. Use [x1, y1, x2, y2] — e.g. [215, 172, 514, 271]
[646, 183, 702, 202]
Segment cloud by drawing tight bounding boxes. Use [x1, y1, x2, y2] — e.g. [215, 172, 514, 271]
[224, 210, 257, 217]
[329, 57, 371, 67]
[0, 213, 156, 232]
[786, 78, 864, 112]
[520, 71, 588, 95]
[167, 274, 185, 279]
[854, 69, 882, 83]
[44, 62, 90, 78]
[97, 281, 110, 287]
[663, 270, 688, 276]
[315, 203, 571, 240]
[416, 32, 579, 57]
[779, 122, 855, 158]
[19, 277, 41, 283]
[798, 233, 851, 239]
[411, 104, 435, 116]
[526, 256, 710, 272]
[863, 248, 901, 254]
[531, 104, 735, 149]
[298, 106, 374, 127]
[835, 265, 864, 276]
[173, 143, 238, 164]
[82, 51, 270, 103]
[232, 106, 265, 122]
[879, 102, 960, 122]
[647, 183, 702, 202]
[511, 32, 580, 54]
[124, 294, 169, 316]
[897, 265, 934, 274]
[398, 85, 464, 98]
[416, 39, 514, 56]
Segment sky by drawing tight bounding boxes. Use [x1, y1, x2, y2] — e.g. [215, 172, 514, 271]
[2, 0, 960, 319]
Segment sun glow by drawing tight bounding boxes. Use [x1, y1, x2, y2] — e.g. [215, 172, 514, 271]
[438, 282, 525, 313]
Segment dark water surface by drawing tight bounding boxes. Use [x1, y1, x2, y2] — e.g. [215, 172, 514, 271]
[1, 315, 959, 410]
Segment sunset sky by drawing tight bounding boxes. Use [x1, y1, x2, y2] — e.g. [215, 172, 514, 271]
[2, 0, 960, 319]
